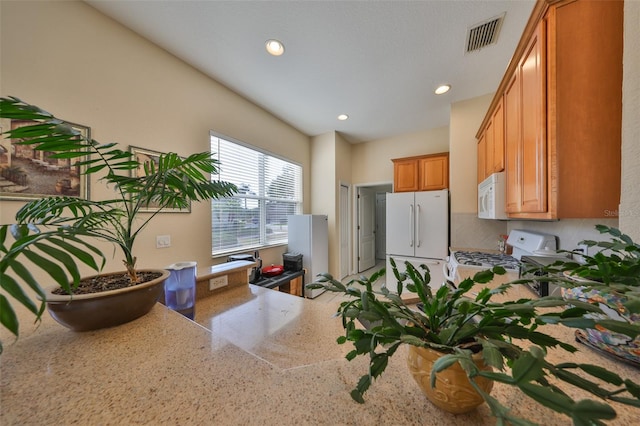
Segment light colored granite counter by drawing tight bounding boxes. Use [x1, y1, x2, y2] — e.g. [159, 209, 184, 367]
[1, 269, 639, 425]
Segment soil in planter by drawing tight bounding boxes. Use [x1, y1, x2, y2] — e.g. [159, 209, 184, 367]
[52, 271, 164, 295]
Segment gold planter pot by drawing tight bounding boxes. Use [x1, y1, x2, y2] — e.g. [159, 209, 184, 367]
[407, 345, 494, 414]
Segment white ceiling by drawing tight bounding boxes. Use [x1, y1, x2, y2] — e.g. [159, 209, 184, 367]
[86, 0, 535, 143]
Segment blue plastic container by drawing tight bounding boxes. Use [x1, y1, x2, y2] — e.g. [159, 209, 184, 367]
[164, 261, 197, 320]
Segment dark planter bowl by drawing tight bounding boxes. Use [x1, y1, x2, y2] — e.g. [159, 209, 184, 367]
[42, 269, 169, 332]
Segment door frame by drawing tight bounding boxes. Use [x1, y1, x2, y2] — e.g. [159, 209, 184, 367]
[339, 182, 351, 279]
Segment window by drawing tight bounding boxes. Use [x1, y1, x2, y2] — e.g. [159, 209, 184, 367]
[211, 133, 302, 255]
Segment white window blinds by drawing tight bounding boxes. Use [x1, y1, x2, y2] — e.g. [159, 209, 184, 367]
[211, 134, 302, 255]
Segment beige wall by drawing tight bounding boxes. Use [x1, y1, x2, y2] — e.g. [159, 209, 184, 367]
[620, 0, 640, 241]
[350, 127, 449, 186]
[0, 1, 310, 274]
[448, 93, 508, 249]
[334, 132, 352, 275]
[309, 131, 352, 278]
[449, 94, 493, 214]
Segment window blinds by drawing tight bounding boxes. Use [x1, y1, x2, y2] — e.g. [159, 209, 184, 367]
[211, 135, 302, 255]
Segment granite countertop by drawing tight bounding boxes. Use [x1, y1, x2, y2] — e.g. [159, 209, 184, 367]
[1, 269, 639, 425]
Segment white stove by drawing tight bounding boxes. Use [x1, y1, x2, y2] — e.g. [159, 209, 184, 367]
[451, 251, 521, 271]
[445, 230, 559, 282]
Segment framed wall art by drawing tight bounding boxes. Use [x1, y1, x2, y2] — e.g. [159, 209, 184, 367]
[0, 119, 90, 201]
[129, 145, 191, 213]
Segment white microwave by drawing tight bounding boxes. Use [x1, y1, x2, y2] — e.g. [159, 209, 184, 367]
[478, 172, 508, 220]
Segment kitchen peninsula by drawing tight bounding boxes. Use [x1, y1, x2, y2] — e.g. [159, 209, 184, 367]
[1, 268, 638, 425]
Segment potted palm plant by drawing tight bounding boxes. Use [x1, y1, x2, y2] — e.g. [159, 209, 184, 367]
[309, 259, 640, 425]
[0, 96, 236, 341]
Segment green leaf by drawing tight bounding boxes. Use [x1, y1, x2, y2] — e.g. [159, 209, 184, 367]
[350, 389, 365, 404]
[370, 353, 389, 379]
[473, 269, 495, 283]
[577, 364, 623, 386]
[518, 382, 574, 415]
[430, 354, 460, 388]
[0, 274, 40, 316]
[511, 352, 545, 384]
[481, 343, 504, 370]
[624, 379, 640, 399]
[353, 374, 372, 402]
[554, 369, 610, 398]
[0, 294, 19, 338]
[571, 399, 616, 422]
[477, 370, 516, 384]
[20, 250, 71, 293]
[608, 396, 640, 408]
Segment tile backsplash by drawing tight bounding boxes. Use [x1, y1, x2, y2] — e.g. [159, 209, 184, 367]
[451, 213, 507, 250]
[451, 213, 619, 253]
[506, 218, 619, 252]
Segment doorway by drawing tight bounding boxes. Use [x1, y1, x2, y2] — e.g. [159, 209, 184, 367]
[355, 183, 392, 273]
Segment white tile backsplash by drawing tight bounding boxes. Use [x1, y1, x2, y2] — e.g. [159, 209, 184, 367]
[506, 218, 619, 251]
[451, 213, 508, 250]
[451, 213, 619, 253]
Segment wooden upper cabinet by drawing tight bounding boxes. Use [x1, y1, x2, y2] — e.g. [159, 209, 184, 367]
[419, 154, 449, 191]
[477, 97, 505, 185]
[477, 0, 623, 220]
[477, 134, 487, 184]
[504, 72, 521, 213]
[393, 153, 449, 192]
[548, 0, 623, 218]
[518, 19, 547, 214]
[490, 98, 505, 174]
[392, 158, 419, 192]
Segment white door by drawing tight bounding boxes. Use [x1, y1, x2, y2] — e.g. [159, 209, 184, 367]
[375, 192, 387, 260]
[414, 189, 449, 259]
[340, 184, 350, 279]
[358, 187, 376, 272]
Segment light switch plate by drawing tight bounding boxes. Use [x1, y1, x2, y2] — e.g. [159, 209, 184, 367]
[156, 235, 171, 248]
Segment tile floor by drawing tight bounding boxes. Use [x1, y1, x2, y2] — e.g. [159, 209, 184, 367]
[312, 259, 386, 304]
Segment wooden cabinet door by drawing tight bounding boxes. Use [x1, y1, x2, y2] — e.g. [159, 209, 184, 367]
[485, 118, 494, 179]
[477, 133, 486, 184]
[491, 98, 505, 173]
[393, 158, 419, 192]
[504, 72, 520, 213]
[519, 21, 546, 213]
[419, 154, 448, 191]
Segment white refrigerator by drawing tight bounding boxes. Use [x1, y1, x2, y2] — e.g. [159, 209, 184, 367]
[287, 214, 329, 298]
[386, 189, 449, 290]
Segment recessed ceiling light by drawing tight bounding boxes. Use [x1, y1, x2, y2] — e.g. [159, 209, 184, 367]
[337, 114, 349, 121]
[265, 39, 285, 56]
[435, 84, 451, 95]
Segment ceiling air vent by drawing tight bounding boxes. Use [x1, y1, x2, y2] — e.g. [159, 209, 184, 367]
[466, 13, 505, 53]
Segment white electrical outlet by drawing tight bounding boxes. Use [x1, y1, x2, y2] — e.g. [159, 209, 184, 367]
[209, 276, 228, 291]
[156, 235, 171, 249]
[573, 243, 589, 263]
[578, 243, 589, 256]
